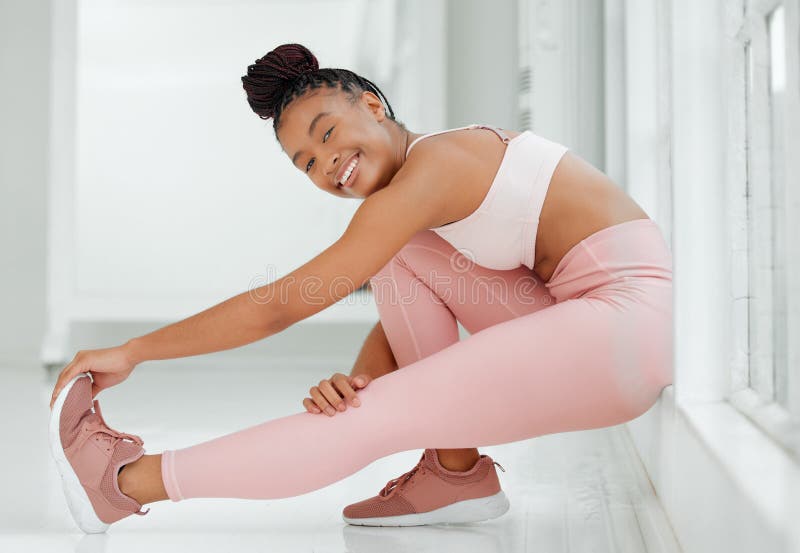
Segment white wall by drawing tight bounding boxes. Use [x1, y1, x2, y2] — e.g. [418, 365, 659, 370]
[41, 0, 449, 365]
[518, 0, 605, 169]
[70, 0, 370, 298]
[0, 0, 50, 365]
[446, 0, 519, 129]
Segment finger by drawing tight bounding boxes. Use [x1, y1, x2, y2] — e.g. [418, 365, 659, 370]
[53, 365, 93, 410]
[319, 380, 346, 413]
[319, 380, 345, 412]
[350, 374, 371, 389]
[334, 375, 360, 407]
[302, 398, 322, 414]
[308, 387, 326, 411]
[310, 386, 335, 416]
[50, 361, 77, 410]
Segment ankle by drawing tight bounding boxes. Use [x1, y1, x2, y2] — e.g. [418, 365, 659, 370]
[119, 454, 169, 505]
[434, 449, 480, 472]
[117, 458, 141, 499]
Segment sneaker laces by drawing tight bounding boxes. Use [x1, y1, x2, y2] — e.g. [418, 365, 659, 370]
[379, 453, 426, 498]
[88, 399, 150, 516]
[378, 454, 507, 498]
[90, 399, 144, 448]
[70, 397, 150, 516]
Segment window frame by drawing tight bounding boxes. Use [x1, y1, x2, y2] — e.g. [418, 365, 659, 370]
[728, 0, 800, 457]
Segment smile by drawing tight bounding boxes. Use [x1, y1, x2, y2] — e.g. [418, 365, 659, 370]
[338, 155, 360, 189]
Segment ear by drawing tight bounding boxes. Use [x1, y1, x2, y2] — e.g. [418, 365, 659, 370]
[361, 90, 386, 121]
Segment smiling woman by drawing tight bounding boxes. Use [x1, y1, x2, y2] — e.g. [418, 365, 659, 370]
[240, 43, 421, 200]
[48, 40, 673, 533]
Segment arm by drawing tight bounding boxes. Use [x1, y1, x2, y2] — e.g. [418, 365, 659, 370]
[124, 290, 280, 364]
[266, 154, 453, 332]
[349, 321, 398, 379]
[125, 151, 453, 365]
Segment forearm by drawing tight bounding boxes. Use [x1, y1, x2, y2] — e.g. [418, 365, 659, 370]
[349, 320, 398, 378]
[124, 288, 280, 364]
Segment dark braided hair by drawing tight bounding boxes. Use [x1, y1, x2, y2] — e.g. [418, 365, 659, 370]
[241, 43, 405, 134]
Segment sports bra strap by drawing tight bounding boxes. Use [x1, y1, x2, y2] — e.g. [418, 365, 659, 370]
[470, 124, 512, 144]
[406, 123, 512, 156]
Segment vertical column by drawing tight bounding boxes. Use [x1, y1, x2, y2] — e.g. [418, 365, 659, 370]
[42, 0, 79, 368]
[670, 0, 729, 403]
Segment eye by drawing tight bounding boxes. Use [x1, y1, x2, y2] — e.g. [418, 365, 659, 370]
[305, 126, 334, 173]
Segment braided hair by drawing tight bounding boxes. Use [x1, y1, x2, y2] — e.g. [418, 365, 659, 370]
[241, 43, 404, 134]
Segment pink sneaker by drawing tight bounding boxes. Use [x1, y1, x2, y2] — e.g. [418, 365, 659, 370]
[342, 448, 510, 526]
[48, 373, 150, 533]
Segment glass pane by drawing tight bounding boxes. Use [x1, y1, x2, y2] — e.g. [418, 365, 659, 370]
[746, 35, 774, 399]
[767, 4, 788, 408]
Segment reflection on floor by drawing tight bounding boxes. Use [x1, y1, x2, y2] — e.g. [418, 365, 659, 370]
[0, 357, 682, 552]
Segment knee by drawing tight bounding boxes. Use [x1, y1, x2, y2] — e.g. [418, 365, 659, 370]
[370, 229, 436, 285]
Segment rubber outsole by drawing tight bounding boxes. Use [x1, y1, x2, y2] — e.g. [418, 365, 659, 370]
[342, 489, 510, 526]
[48, 372, 110, 534]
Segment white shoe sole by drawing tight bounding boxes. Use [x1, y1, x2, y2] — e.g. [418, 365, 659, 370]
[342, 489, 510, 526]
[48, 373, 110, 534]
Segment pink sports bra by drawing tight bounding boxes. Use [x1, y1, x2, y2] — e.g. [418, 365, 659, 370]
[406, 123, 569, 271]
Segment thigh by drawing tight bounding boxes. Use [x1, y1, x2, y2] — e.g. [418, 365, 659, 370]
[371, 229, 556, 335]
[357, 285, 672, 452]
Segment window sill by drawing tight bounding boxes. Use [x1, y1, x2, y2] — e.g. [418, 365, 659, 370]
[679, 393, 800, 543]
[629, 386, 800, 552]
[727, 387, 800, 461]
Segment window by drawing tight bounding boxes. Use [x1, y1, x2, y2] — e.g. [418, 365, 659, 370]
[731, 0, 800, 457]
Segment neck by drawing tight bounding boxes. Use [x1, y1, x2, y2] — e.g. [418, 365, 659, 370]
[399, 128, 424, 164]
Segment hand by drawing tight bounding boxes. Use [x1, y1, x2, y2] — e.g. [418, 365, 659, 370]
[49, 345, 138, 410]
[303, 372, 372, 416]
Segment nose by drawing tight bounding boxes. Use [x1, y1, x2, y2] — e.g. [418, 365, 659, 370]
[326, 154, 340, 183]
[325, 154, 340, 187]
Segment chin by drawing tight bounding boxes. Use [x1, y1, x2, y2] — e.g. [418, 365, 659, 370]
[344, 173, 371, 198]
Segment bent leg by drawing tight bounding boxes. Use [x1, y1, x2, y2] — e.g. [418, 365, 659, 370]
[366, 229, 556, 468]
[160, 277, 672, 502]
[370, 230, 555, 367]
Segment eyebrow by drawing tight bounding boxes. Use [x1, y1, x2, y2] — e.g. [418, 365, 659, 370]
[291, 111, 331, 167]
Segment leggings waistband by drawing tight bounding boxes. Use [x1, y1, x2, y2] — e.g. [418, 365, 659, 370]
[544, 218, 673, 303]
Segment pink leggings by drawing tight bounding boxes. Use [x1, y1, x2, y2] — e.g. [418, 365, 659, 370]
[160, 218, 673, 501]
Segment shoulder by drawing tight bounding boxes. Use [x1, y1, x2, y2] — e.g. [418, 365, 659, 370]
[385, 128, 514, 227]
[350, 136, 473, 234]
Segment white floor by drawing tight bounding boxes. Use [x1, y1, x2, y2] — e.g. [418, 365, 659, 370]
[0, 356, 683, 552]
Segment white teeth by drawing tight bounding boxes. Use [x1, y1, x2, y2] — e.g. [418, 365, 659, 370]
[339, 156, 359, 185]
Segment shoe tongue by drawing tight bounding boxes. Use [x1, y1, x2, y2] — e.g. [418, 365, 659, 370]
[114, 438, 145, 466]
[83, 411, 104, 427]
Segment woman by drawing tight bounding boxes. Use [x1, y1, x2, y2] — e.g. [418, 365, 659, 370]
[48, 43, 673, 533]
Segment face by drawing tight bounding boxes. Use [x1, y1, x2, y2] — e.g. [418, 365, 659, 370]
[276, 87, 405, 199]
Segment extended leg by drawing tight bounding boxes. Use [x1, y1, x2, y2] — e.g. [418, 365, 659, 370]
[158, 274, 672, 501]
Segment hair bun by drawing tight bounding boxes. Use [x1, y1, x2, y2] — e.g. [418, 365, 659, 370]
[272, 43, 319, 81]
[241, 43, 320, 120]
